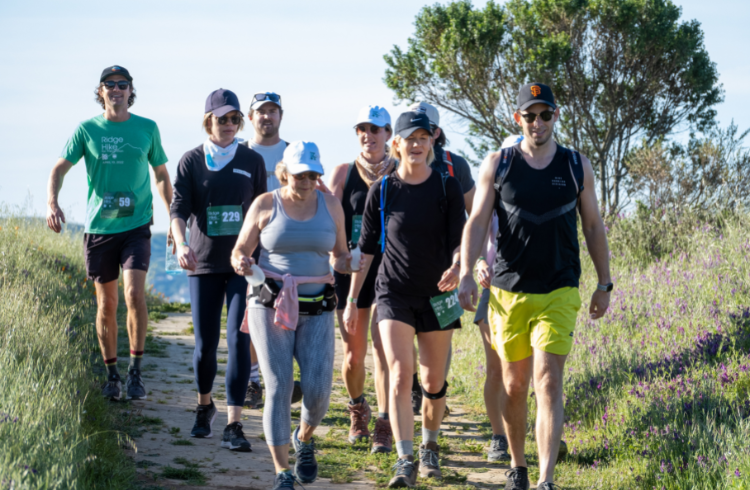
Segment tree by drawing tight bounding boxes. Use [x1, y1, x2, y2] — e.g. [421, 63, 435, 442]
[384, 0, 723, 215]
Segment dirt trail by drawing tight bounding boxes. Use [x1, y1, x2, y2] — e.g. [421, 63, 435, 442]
[129, 313, 517, 489]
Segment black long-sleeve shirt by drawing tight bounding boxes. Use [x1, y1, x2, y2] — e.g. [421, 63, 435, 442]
[170, 144, 267, 275]
[359, 170, 465, 297]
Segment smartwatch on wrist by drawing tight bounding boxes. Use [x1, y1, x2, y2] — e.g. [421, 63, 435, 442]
[179, 241, 189, 248]
[348, 297, 357, 304]
[597, 282, 614, 292]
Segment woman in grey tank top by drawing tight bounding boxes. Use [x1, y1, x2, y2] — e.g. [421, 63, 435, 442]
[231, 141, 358, 488]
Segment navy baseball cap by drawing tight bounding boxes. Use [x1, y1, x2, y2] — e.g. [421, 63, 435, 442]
[517, 82, 556, 111]
[394, 111, 433, 139]
[100, 65, 132, 82]
[205, 89, 243, 117]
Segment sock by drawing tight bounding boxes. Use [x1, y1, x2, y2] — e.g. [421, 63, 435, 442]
[412, 373, 420, 392]
[395, 440, 414, 458]
[250, 362, 260, 384]
[278, 469, 291, 474]
[378, 412, 389, 421]
[350, 394, 364, 405]
[422, 427, 440, 444]
[129, 350, 143, 370]
[104, 358, 119, 378]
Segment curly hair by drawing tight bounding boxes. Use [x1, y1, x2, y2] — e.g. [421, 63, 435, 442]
[94, 83, 136, 109]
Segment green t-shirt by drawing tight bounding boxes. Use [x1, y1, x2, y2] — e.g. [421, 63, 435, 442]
[61, 114, 168, 234]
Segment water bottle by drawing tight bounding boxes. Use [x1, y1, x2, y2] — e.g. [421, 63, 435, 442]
[350, 245, 362, 272]
[165, 237, 184, 274]
[244, 264, 266, 286]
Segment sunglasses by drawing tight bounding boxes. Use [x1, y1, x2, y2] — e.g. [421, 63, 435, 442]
[216, 115, 242, 125]
[356, 124, 384, 135]
[519, 110, 555, 124]
[253, 93, 282, 104]
[102, 80, 130, 90]
[291, 172, 321, 181]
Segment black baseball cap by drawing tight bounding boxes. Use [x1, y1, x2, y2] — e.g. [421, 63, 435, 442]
[205, 89, 243, 117]
[100, 65, 132, 82]
[517, 82, 556, 112]
[394, 111, 433, 139]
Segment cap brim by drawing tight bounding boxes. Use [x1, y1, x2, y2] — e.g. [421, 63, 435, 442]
[353, 120, 389, 128]
[518, 100, 556, 112]
[251, 100, 281, 111]
[396, 126, 433, 139]
[286, 162, 325, 176]
[211, 105, 243, 117]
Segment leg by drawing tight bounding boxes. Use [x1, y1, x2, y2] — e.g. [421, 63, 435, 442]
[478, 319, 506, 436]
[370, 306, 389, 413]
[94, 280, 119, 362]
[122, 269, 148, 354]
[379, 320, 416, 453]
[533, 349, 567, 484]
[188, 275, 225, 405]
[416, 329, 453, 432]
[337, 307, 370, 401]
[225, 274, 251, 423]
[502, 356, 533, 469]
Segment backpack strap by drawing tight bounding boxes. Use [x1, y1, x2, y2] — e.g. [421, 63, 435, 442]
[444, 150, 455, 177]
[567, 149, 585, 196]
[493, 147, 515, 192]
[379, 175, 389, 253]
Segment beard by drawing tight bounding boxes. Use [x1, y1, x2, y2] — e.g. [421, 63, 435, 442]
[525, 127, 553, 148]
[257, 122, 279, 138]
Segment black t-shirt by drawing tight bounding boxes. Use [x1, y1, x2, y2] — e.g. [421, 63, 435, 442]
[359, 170, 466, 297]
[170, 144, 267, 275]
[432, 147, 475, 195]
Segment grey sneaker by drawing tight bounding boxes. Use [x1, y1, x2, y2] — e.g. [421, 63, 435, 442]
[190, 401, 217, 438]
[538, 483, 561, 490]
[419, 441, 441, 479]
[221, 422, 252, 452]
[125, 368, 147, 400]
[244, 381, 263, 409]
[488, 434, 511, 462]
[504, 466, 530, 490]
[101, 374, 122, 401]
[388, 456, 419, 488]
[292, 426, 317, 483]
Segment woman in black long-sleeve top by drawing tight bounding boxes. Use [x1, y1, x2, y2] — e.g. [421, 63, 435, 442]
[169, 89, 266, 451]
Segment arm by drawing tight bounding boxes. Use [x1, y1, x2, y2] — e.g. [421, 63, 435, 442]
[458, 151, 500, 311]
[463, 186, 476, 216]
[170, 217, 197, 271]
[324, 193, 355, 274]
[231, 193, 274, 275]
[152, 164, 173, 217]
[578, 155, 612, 320]
[46, 158, 74, 233]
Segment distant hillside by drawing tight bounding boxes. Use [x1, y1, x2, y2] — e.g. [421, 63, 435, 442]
[148, 233, 190, 303]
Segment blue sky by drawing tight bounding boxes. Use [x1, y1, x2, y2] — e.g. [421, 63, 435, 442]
[1, 0, 748, 232]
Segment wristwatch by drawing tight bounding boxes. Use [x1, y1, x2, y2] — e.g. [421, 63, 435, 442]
[348, 297, 358, 304]
[453, 260, 461, 268]
[597, 282, 614, 292]
[179, 241, 189, 248]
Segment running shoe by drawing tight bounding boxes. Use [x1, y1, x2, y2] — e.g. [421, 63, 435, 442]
[347, 398, 371, 444]
[388, 456, 419, 488]
[221, 422, 252, 452]
[244, 381, 263, 409]
[418, 441, 442, 479]
[190, 401, 217, 438]
[291, 380, 303, 404]
[538, 483, 561, 490]
[411, 386, 422, 415]
[488, 434, 511, 462]
[371, 417, 393, 454]
[125, 368, 147, 400]
[101, 374, 122, 401]
[292, 425, 317, 483]
[504, 466, 530, 490]
[271, 471, 300, 489]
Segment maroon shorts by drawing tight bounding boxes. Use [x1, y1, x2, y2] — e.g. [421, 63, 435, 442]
[84, 223, 151, 283]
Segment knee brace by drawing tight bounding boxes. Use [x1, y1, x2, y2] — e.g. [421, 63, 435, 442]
[422, 381, 448, 400]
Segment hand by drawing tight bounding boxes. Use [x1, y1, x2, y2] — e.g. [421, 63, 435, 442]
[231, 254, 255, 275]
[46, 203, 66, 233]
[458, 274, 479, 312]
[476, 259, 491, 289]
[315, 178, 333, 195]
[437, 263, 460, 292]
[589, 289, 610, 320]
[334, 252, 354, 274]
[343, 301, 358, 334]
[177, 244, 198, 272]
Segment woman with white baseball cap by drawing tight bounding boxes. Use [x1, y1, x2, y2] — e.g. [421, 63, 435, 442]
[231, 141, 358, 490]
[327, 105, 396, 453]
[353, 111, 466, 487]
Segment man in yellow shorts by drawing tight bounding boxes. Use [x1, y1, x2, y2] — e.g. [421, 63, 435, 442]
[458, 83, 612, 490]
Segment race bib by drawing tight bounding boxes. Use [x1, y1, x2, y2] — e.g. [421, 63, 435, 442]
[100, 191, 135, 219]
[207, 205, 243, 236]
[429, 289, 464, 329]
[351, 215, 363, 244]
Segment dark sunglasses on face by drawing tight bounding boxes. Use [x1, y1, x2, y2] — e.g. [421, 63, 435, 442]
[253, 93, 282, 104]
[103, 80, 130, 90]
[216, 115, 242, 125]
[519, 110, 555, 124]
[292, 172, 321, 181]
[356, 124, 384, 135]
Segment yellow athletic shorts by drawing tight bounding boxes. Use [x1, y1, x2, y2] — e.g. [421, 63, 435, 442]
[487, 286, 581, 362]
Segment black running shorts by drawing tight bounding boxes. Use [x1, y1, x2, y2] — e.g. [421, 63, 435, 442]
[83, 223, 151, 283]
[376, 289, 462, 333]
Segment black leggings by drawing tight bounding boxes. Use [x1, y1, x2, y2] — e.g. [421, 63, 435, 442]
[189, 273, 250, 406]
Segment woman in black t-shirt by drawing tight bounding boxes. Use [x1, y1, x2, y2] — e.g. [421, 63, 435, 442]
[354, 111, 466, 487]
[170, 89, 266, 452]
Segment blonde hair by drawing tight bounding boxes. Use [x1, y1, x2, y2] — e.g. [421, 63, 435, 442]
[202, 111, 245, 135]
[389, 135, 435, 166]
[275, 161, 289, 186]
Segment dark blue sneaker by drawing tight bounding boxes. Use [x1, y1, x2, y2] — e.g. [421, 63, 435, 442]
[125, 368, 147, 400]
[292, 426, 317, 483]
[221, 422, 252, 452]
[101, 374, 122, 401]
[190, 401, 217, 438]
[271, 471, 302, 489]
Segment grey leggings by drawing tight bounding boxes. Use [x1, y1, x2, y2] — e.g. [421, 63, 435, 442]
[246, 308, 335, 446]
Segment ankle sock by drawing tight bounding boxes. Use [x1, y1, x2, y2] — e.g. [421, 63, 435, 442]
[412, 373, 420, 392]
[395, 440, 413, 458]
[378, 412, 389, 421]
[250, 362, 260, 384]
[129, 350, 143, 370]
[104, 358, 119, 378]
[350, 394, 364, 405]
[422, 427, 440, 444]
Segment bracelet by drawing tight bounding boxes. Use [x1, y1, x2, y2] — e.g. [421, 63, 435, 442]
[179, 241, 188, 248]
[478, 256, 486, 262]
[348, 297, 358, 304]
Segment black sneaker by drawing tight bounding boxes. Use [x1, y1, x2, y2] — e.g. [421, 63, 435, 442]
[244, 381, 263, 409]
[271, 471, 299, 489]
[538, 483, 561, 490]
[190, 401, 217, 438]
[488, 434, 511, 462]
[101, 374, 122, 401]
[291, 380, 303, 404]
[504, 466, 530, 490]
[125, 368, 147, 400]
[411, 385, 422, 415]
[291, 426, 317, 483]
[221, 422, 252, 452]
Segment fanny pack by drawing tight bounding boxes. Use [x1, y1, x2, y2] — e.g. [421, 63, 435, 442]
[251, 278, 336, 315]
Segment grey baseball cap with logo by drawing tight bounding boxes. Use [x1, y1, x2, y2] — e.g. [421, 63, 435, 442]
[408, 101, 440, 127]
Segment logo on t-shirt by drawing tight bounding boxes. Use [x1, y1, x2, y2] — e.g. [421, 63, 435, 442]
[233, 168, 252, 179]
[100, 136, 143, 164]
[552, 176, 566, 187]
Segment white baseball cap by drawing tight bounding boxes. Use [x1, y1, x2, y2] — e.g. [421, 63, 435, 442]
[408, 101, 440, 127]
[250, 92, 282, 111]
[283, 141, 325, 175]
[501, 135, 524, 149]
[354, 105, 392, 128]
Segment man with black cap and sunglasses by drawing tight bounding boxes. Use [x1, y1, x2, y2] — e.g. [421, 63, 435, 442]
[458, 83, 612, 490]
[46, 65, 172, 402]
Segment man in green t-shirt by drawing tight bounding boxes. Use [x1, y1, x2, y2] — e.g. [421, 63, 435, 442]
[46, 65, 173, 402]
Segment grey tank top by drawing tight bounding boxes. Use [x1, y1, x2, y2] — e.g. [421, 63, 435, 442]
[259, 189, 337, 295]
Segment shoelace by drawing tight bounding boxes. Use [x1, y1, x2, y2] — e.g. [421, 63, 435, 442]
[419, 447, 439, 468]
[195, 405, 213, 426]
[277, 471, 306, 489]
[373, 421, 392, 445]
[227, 422, 245, 439]
[128, 370, 145, 388]
[392, 458, 415, 476]
[491, 436, 508, 452]
[295, 438, 316, 466]
[505, 468, 528, 487]
[348, 404, 369, 432]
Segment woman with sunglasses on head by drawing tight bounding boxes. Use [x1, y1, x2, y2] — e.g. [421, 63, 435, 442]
[231, 141, 357, 490]
[327, 105, 396, 453]
[170, 89, 267, 451]
[354, 111, 466, 488]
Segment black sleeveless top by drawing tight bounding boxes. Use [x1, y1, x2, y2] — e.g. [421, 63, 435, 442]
[342, 163, 387, 268]
[491, 144, 581, 294]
